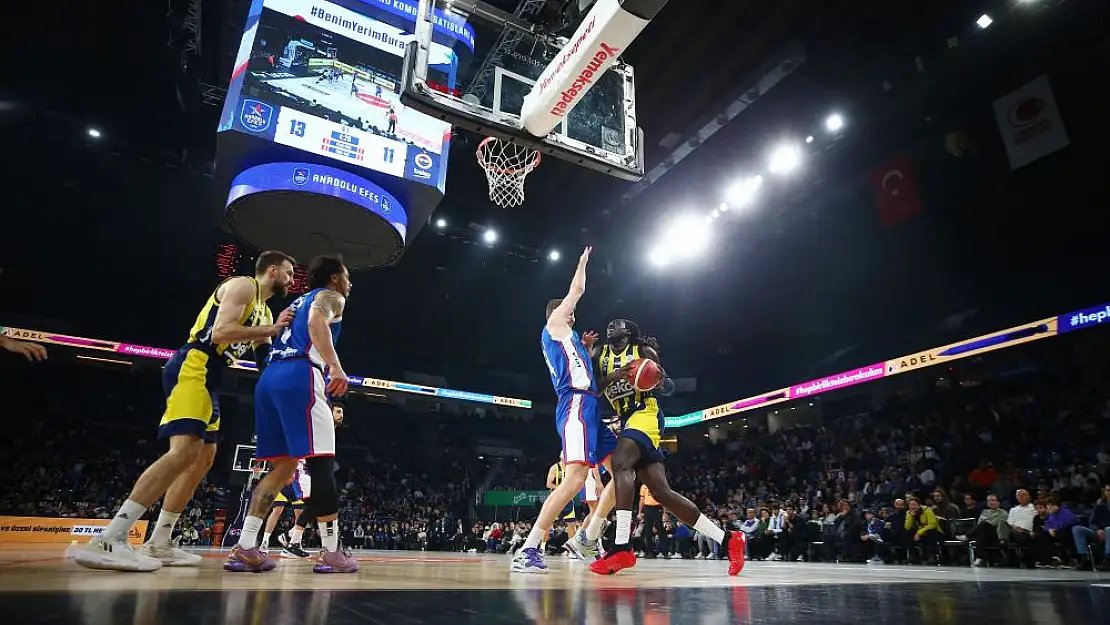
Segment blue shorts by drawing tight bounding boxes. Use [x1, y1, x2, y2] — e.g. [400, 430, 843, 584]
[254, 359, 336, 460]
[555, 392, 616, 467]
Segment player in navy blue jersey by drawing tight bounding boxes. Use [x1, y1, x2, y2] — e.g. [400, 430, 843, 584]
[511, 247, 630, 574]
[225, 255, 358, 574]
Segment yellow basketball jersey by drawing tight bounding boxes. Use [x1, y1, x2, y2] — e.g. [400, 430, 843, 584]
[184, 276, 272, 366]
[599, 343, 651, 417]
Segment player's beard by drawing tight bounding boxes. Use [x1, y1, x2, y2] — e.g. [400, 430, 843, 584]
[274, 281, 289, 298]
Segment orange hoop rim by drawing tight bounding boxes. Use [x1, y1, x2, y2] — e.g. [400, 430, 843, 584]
[476, 136, 541, 176]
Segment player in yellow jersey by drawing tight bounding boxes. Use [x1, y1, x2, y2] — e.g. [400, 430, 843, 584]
[76, 250, 296, 572]
[544, 460, 592, 553]
[585, 319, 746, 576]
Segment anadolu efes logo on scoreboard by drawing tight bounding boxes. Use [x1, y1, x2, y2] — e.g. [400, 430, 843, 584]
[519, 0, 649, 137]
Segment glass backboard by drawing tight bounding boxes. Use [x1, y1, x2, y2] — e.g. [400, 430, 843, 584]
[401, 0, 644, 180]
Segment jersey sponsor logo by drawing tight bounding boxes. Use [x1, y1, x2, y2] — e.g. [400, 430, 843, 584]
[603, 378, 635, 402]
[240, 99, 274, 132]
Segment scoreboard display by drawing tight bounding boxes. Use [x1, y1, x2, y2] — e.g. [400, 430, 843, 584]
[219, 0, 471, 192]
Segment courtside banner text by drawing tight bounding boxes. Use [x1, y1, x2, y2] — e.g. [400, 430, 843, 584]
[0, 326, 532, 409]
[0, 516, 148, 545]
[665, 300, 1108, 429]
[483, 491, 549, 507]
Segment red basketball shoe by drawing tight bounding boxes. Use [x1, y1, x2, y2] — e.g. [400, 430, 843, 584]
[589, 548, 637, 575]
[725, 530, 746, 576]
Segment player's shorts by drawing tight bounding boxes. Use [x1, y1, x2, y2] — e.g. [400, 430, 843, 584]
[254, 358, 336, 460]
[621, 398, 666, 465]
[581, 470, 599, 504]
[560, 499, 577, 521]
[555, 392, 616, 467]
[159, 347, 220, 443]
[274, 491, 305, 509]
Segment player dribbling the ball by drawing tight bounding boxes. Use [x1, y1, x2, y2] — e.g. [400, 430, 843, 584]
[578, 319, 746, 576]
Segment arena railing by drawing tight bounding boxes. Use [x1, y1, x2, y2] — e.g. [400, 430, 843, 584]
[0, 324, 532, 409]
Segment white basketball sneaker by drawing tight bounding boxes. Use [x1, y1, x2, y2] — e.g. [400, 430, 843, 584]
[139, 539, 203, 566]
[75, 536, 163, 572]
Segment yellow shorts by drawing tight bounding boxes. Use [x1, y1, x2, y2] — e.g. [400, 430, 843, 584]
[274, 492, 305, 508]
[159, 348, 220, 443]
[621, 400, 664, 463]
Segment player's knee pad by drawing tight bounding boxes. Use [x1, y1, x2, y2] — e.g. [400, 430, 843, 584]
[304, 457, 338, 517]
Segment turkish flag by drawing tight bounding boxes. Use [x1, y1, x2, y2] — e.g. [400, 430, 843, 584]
[870, 156, 922, 228]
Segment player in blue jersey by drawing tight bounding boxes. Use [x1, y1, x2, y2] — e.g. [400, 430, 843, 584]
[226, 255, 358, 574]
[512, 247, 630, 574]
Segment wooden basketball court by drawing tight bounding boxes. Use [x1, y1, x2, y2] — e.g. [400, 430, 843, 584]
[1, 545, 1107, 624]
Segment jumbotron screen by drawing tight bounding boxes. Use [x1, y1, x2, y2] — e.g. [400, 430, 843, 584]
[220, 0, 469, 191]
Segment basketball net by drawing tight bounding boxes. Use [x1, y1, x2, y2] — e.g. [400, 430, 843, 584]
[476, 137, 540, 208]
[249, 459, 269, 490]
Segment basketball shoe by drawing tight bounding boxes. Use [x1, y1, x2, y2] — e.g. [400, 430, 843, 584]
[139, 538, 202, 566]
[282, 543, 312, 559]
[723, 530, 746, 576]
[589, 547, 636, 575]
[75, 536, 163, 572]
[510, 547, 548, 573]
[565, 530, 601, 561]
[223, 545, 276, 572]
[314, 548, 359, 573]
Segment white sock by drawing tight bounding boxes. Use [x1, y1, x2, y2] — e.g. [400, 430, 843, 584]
[585, 514, 607, 541]
[289, 526, 305, 545]
[523, 523, 547, 550]
[321, 520, 339, 552]
[102, 499, 147, 542]
[238, 516, 264, 550]
[261, 532, 272, 548]
[615, 510, 632, 546]
[694, 514, 726, 544]
[150, 510, 180, 545]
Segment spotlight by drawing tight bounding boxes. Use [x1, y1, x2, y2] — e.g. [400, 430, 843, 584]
[483, 229, 497, 244]
[670, 214, 711, 258]
[710, 209, 719, 219]
[825, 113, 845, 133]
[806, 135, 814, 144]
[718, 202, 729, 212]
[87, 128, 101, 138]
[976, 14, 992, 29]
[434, 217, 446, 228]
[729, 175, 763, 208]
[647, 246, 670, 267]
[767, 143, 802, 175]
[548, 249, 560, 262]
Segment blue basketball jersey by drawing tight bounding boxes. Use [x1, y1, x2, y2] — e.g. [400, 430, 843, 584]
[270, 288, 342, 367]
[541, 327, 595, 395]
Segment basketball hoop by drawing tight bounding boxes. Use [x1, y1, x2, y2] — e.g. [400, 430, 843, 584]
[249, 459, 269, 489]
[476, 137, 540, 208]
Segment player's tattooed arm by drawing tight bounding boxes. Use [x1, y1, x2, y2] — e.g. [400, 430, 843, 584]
[308, 289, 349, 396]
[311, 289, 346, 320]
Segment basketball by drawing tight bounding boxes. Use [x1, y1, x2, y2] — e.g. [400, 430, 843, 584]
[628, 358, 663, 392]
